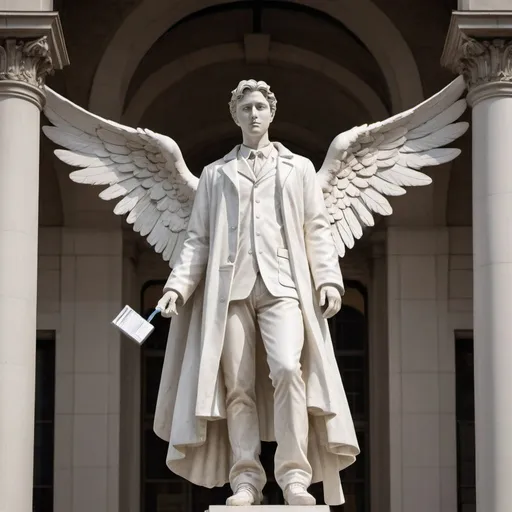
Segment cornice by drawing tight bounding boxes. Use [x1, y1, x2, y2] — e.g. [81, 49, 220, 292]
[0, 11, 69, 69]
[442, 11, 512, 105]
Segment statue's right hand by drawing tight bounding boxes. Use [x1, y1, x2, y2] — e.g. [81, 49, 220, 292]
[157, 290, 179, 318]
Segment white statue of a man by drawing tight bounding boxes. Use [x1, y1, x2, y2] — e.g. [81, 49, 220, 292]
[42, 75, 468, 507]
[158, 80, 350, 506]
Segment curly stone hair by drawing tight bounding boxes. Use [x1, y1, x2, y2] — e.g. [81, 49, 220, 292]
[229, 79, 277, 124]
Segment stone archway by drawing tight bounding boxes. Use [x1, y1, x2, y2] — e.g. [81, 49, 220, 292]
[122, 43, 389, 127]
[89, 0, 423, 119]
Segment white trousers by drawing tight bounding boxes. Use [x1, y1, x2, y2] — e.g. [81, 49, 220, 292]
[221, 274, 312, 493]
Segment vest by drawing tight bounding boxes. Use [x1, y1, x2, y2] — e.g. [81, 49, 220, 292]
[230, 151, 298, 301]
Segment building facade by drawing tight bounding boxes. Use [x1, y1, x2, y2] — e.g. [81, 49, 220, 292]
[1, 0, 511, 511]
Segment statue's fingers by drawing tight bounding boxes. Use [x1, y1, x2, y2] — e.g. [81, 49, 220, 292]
[323, 301, 335, 319]
[319, 289, 326, 307]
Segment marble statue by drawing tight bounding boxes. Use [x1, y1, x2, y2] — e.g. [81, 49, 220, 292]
[42, 76, 469, 506]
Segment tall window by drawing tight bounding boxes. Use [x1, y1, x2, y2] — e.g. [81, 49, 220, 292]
[33, 331, 56, 511]
[141, 281, 368, 511]
[455, 331, 475, 512]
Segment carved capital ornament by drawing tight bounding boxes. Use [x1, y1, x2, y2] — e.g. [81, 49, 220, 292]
[458, 37, 512, 90]
[442, 12, 512, 105]
[0, 37, 53, 87]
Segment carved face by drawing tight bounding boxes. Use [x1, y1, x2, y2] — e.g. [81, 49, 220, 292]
[235, 90, 274, 137]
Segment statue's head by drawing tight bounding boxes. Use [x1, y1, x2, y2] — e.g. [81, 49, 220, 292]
[229, 79, 277, 137]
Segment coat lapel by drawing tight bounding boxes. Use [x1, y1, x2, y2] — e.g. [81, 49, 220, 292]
[238, 158, 257, 182]
[275, 142, 294, 192]
[220, 144, 240, 188]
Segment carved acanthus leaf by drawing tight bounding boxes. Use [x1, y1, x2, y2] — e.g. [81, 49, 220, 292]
[457, 37, 512, 89]
[0, 37, 53, 87]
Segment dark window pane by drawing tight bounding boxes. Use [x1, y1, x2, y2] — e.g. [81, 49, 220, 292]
[33, 334, 55, 512]
[337, 356, 365, 371]
[145, 312, 171, 351]
[456, 335, 476, 512]
[34, 345, 55, 421]
[341, 369, 364, 395]
[339, 322, 366, 351]
[145, 429, 174, 480]
[330, 306, 366, 352]
[458, 422, 475, 459]
[33, 423, 54, 486]
[144, 355, 165, 416]
[459, 459, 476, 487]
[145, 481, 188, 512]
[33, 487, 53, 512]
[191, 482, 232, 510]
[460, 487, 476, 504]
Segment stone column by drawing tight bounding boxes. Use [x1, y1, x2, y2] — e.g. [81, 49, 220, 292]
[0, 13, 67, 512]
[442, 12, 512, 512]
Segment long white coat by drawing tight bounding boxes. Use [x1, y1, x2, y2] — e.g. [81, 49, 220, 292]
[153, 143, 359, 505]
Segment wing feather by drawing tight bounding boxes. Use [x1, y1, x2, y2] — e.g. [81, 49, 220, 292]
[316, 76, 468, 258]
[379, 165, 433, 187]
[43, 86, 199, 267]
[407, 99, 467, 140]
[70, 168, 119, 185]
[402, 122, 468, 153]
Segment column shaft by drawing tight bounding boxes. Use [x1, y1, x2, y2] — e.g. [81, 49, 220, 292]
[471, 92, 512, 512]
[443, 23, 512, 512]
[0, 88, 42, 512]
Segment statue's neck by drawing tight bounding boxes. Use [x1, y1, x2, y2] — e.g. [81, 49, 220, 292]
[241, 132, 271, 150]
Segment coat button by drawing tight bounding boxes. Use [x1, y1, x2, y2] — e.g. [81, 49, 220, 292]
[230, 225, 237, 230]
[228, 256, 234, 263]
[220, 297, 225, 303]
[248, 249, 253, 255]
[255, 199, 260, 203]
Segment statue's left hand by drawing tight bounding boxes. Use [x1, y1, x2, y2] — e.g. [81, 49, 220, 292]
[319, 285, 342, 319]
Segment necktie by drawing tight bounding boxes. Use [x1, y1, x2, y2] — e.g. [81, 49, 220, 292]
[249, 150, 264, 177]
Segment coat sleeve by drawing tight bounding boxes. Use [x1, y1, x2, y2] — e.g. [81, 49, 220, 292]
[163, 167, 211, 304]
[302, 158, 345, 296]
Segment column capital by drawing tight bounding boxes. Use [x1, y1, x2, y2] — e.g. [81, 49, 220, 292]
[0, 11, 68, 108]
[442, 11, 512, 105]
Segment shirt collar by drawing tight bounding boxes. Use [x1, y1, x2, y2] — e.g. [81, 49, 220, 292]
[239, 142, 275, 160]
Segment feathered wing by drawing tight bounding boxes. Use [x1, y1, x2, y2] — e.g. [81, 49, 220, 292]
[316, 75, 469, 257]
[42, 87, 199, 267]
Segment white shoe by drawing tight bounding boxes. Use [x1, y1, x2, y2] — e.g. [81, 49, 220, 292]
[226, 484, 261, 506]
[284, 483, 316, 506]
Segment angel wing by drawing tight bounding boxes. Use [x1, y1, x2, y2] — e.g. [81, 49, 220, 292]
[316, 75, 469, 257]
[42, 87, 198, 267]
